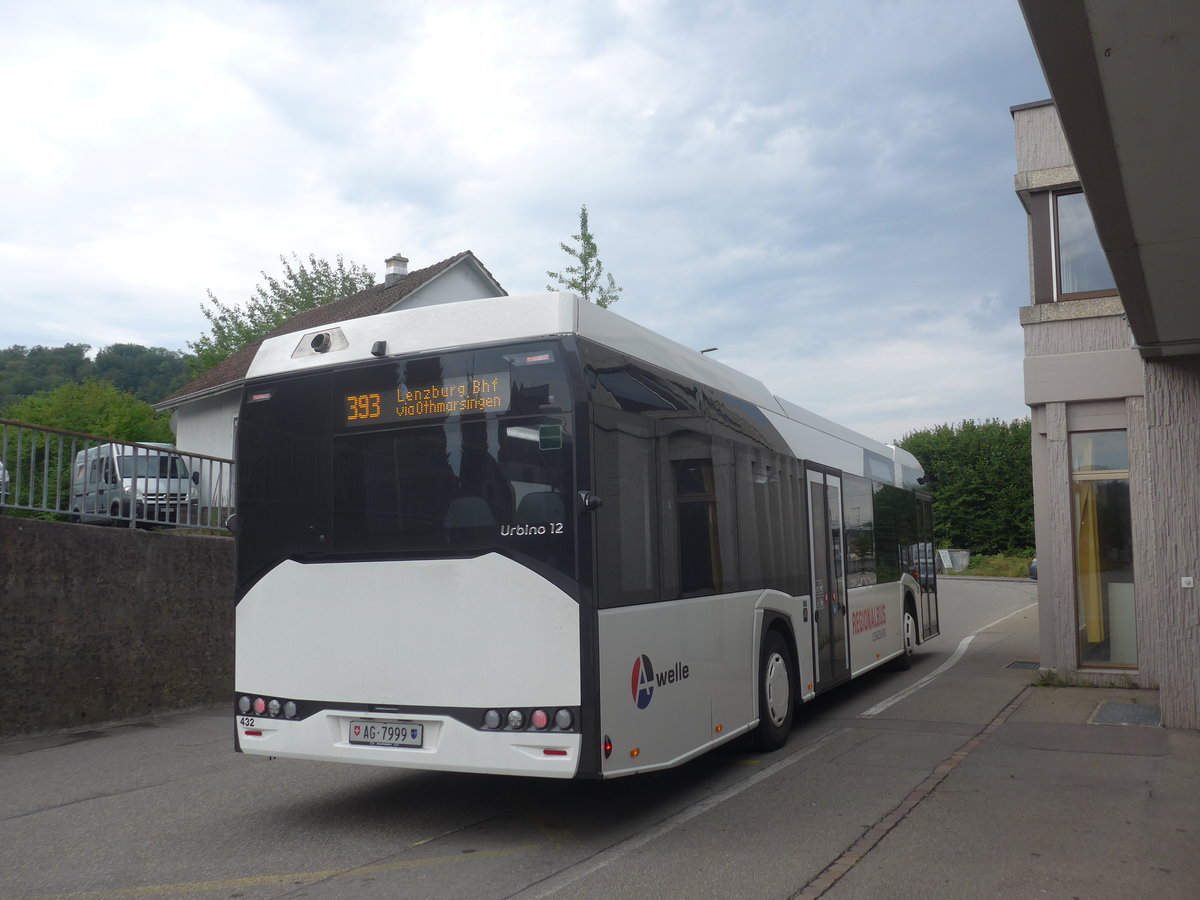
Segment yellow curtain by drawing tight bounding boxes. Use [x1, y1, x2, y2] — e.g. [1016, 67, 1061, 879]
[1075, 481, 1104, 643]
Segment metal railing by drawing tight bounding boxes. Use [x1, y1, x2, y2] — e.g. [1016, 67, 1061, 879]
[0, 419, 235, 533]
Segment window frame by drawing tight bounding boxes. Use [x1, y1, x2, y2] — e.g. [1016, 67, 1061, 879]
[1051, 188, 1117, 301]
[1068, 430, 1136, 669]
[1029, 188, 1118, 304]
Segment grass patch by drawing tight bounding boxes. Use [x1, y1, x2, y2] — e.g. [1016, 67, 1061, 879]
[1033, 670, 1148, 690]
[962, 553, 1034, 579]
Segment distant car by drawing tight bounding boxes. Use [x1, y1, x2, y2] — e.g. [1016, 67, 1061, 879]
[1030, 557, 1038, 580]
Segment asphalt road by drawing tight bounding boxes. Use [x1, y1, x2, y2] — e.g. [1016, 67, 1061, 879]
[0, 578, 1038, 900]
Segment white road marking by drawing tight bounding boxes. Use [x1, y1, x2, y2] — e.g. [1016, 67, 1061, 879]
[513, 729, 843, 899]
[858, 601, 1037, 719]
[518, 600, 1039, 897]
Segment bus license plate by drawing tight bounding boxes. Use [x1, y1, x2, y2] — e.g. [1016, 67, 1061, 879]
[348, 720, 424, 748]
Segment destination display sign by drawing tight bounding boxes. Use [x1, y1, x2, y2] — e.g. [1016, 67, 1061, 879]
[343, 372, 512, 426]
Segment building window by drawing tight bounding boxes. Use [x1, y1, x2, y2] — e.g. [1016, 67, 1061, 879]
[1055, 191, 1115, 298]
[1070, 431, 1135, 667]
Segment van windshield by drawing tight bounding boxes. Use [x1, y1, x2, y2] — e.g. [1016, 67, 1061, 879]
[119, 454, 187, 479]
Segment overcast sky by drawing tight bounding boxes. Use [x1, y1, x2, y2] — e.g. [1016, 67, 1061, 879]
[0, 0, 1048, 443]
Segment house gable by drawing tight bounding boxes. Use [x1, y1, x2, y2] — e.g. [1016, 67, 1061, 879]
[157, 250, 506, 460]
[393, 262, 503, 312]
[159, 251, 505, 413]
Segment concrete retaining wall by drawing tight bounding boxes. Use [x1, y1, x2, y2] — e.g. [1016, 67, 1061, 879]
[0, 516, 234, 737]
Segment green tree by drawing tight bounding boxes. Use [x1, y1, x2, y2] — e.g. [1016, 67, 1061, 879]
[94, 343, 189, 403]
[0, 343, 93, 410]
[898, 418, 1033, 555]
[3, 378, 173, 442]
[546, 204, 623, 308]
[188, 252, 376, 376]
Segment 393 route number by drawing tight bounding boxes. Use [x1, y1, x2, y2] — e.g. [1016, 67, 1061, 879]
[346, 393, 382, 421]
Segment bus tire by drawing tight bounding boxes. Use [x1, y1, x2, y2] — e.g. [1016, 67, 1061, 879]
[754, 630, 794, 751]
[893, 602, 917, 671]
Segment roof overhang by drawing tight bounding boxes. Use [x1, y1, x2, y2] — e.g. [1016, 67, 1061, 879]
[153, 380, 242, 412]
[1019, 0, 1200, 359]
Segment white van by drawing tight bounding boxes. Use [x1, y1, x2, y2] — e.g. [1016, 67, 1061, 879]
[71, 443, 198, 525]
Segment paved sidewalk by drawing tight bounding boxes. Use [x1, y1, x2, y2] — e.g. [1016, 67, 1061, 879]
[821, 683, 1200, 899]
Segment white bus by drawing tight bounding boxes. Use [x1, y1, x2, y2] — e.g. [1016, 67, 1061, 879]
[234, 293, 938, 778]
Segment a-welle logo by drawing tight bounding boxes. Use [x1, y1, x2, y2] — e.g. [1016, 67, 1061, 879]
[630, 653, 690, 709]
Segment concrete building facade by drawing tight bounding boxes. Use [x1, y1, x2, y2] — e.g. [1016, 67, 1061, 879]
[1015, 1, 1200, 729]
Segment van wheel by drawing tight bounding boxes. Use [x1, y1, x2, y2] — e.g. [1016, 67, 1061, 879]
[753, 630, 794, 751]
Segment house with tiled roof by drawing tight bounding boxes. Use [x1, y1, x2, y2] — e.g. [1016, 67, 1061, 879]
[156, 250, 505, 463]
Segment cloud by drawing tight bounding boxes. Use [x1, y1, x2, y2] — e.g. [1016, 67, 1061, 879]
[0, 0, 1046, 438]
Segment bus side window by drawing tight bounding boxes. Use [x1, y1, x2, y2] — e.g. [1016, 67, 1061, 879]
[667, 431, 724, 598]
[675, 458, 718, 595]
[711, 438, 739, 592]
[843, 473, 877, 587]
[735, 447, 806, 596]
[872, 483, 911, 584]
[593, 406, 658, 607]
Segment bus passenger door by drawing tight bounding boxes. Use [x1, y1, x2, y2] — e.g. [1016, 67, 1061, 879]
[915, 493, 940, 639]
[807, 468, 850, 691]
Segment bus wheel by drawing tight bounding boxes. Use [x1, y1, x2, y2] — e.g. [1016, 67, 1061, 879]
[754, 630, 794, 751]
[893, 605, 917, 671]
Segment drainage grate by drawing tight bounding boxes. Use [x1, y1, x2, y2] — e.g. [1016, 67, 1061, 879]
[1006, 660, 1040, 670]
[1089, 701, 1162, 727]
